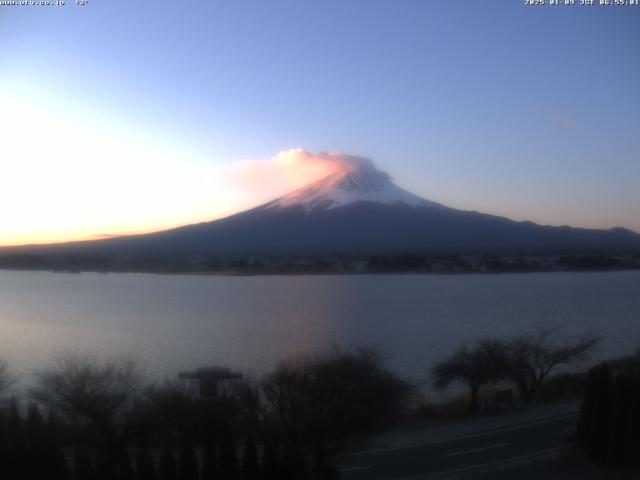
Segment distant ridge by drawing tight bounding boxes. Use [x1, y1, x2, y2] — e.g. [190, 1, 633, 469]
[1, 157, 639, 271]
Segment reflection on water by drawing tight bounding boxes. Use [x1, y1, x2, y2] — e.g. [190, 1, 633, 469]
[0, 270, 639, 385]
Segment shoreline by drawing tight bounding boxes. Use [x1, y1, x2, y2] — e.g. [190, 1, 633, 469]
[1, 265, 639, 277]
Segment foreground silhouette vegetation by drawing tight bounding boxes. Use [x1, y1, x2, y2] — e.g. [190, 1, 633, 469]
[0, 348, 412, 480]
[576, 351, 640, 468]
[235, 348, 411, 475]
[0, 330, 616, 479]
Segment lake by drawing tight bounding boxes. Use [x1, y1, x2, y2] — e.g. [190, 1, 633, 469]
[1, 270, 639, 391]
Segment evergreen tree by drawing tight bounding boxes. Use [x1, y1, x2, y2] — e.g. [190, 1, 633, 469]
[577, 364, 612, 463]
[117, 450, 134, 480]
[177, 443, 198, 480]
[260, 444, 278, 480]
[0, 417, 9, 475]
[219, 425, 239, 480]
[576, 366, 598, 448]
[95, 448, 117, 480]
[26, 403, 47, 480]
[73, 445, 95, 480]
[26, 404, 46, 449]
[136, 445, 157, 480]
[46, 412, 70, 480]
[628, 370, 640, 467]
[278, 451, 295, 480]
[589, 364, 613, 464]
[201, 440, 218, 480]
[158, 448, 178, 480]
[607, 372, 631, 465]
[8, 398, 27, 479]
[241, 438, 260, 480]
[576, 360, 640, 467]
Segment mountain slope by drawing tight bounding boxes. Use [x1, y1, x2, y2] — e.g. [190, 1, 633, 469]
[2, 158, 640, 263]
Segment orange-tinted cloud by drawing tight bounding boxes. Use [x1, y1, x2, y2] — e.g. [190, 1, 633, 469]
[228, 148, 378, 197]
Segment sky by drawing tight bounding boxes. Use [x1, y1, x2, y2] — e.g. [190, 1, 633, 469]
[1, 0, 639, 246]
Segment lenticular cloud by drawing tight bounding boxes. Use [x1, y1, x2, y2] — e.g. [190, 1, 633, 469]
[231, 148, 391, 194]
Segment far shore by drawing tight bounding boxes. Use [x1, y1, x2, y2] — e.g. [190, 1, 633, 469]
[1, 252, 639, 276]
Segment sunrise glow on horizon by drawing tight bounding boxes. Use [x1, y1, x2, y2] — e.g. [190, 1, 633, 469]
[0, 93, 346, 246]
[2, 1, 638, 246]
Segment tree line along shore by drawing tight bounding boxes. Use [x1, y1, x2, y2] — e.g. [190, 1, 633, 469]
[1, 252, 639, 274]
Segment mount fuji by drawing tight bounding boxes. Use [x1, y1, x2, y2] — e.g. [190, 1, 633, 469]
[265, 156, 437, 213]
[2, 155, 640, 267]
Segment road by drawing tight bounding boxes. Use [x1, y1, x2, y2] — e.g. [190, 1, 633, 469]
[335, 411, 580, 480]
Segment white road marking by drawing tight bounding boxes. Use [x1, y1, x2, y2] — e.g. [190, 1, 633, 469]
[443, 442, 509, 457]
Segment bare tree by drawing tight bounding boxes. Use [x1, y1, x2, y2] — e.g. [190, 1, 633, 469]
[432, 339, 509, 414]
[235, 348, 412, 476]
[31, 353, 144, 448]
[505, 328, 600, 403]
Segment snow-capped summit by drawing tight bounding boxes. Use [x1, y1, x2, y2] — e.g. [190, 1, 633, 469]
[266, 156, 441, 212]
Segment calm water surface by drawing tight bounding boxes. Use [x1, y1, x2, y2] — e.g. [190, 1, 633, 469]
[1, 270, 639, 386]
